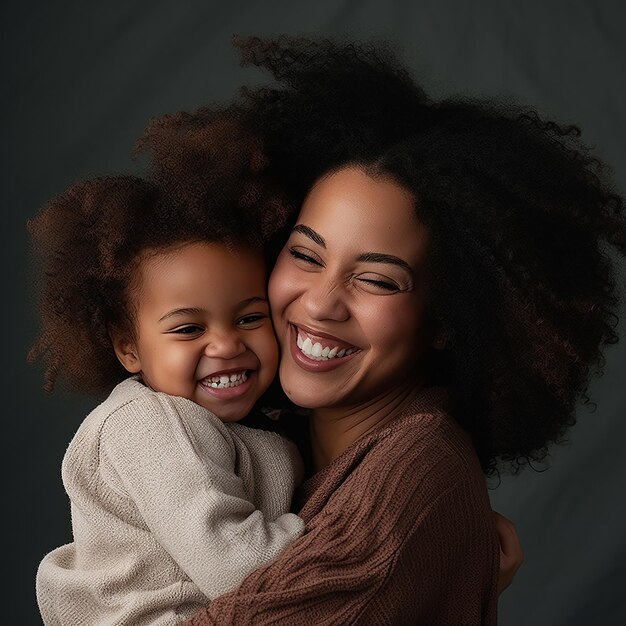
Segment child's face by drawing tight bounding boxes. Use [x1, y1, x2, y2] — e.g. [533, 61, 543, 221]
[115, 241, 278, 422]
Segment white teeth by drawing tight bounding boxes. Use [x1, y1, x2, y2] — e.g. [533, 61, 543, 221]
[302, 337, 313, 353]
[296, 331, 357, 361]
[204, 371, 248, 389]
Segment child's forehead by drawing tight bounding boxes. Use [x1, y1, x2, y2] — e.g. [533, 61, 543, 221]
[139, 240, 266, 269]
[133, 241, 268, 305]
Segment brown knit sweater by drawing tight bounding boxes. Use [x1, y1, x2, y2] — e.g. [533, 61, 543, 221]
[182, 387, 499, 625]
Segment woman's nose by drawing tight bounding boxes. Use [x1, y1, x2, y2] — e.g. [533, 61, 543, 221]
[204, 330, 246, 359]
[299, 275, 350, 322]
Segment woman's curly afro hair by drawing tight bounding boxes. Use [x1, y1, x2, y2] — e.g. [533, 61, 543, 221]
[28, 115, 292, 396]
[225, 36, 625, 474]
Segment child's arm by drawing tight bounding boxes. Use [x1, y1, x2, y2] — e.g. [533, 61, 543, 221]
[98, 390, 305, 599]
[179, 422, 500, 625]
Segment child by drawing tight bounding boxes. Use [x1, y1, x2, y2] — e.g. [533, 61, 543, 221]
[29, 168, 305, 625]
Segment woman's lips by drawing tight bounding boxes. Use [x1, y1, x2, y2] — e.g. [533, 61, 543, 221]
[288, 324, 361, 372]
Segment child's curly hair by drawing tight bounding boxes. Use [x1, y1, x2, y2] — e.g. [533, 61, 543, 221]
[146, 36, 625, 474]
[28, 114, 292, 396]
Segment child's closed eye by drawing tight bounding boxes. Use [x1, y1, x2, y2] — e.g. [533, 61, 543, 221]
[170, 324, 204, 335]
[237, 314, 268, 327]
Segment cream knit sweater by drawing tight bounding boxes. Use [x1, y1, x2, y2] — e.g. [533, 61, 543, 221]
[36, 377, 305, 626]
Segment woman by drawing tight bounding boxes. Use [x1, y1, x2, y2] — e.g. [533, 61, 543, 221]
[137, 37, 624, 625]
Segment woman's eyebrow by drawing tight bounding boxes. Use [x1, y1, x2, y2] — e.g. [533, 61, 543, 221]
[293, 224, 413, 275]
[357, 252, 414, 276]
[292, 224, 326, 247]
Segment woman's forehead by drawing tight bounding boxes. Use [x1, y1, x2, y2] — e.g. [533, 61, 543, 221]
[296, 166, 429, 264]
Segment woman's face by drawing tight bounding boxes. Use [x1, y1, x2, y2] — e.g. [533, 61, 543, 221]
[268, 166, 432, 411]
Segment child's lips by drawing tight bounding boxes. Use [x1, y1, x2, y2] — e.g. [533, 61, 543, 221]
[200, 369, 248, 388]
[200, 367, 251, 380]
[198, 360, 257, 380]
[198, 370, 255, 397]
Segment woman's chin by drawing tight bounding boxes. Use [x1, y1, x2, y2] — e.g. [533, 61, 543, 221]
[279, 370, 344, 410]
[278, 333, 364, 409]
[282, 383, 327, 410]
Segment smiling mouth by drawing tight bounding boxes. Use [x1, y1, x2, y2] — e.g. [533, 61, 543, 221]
[200, 370, 249, 389]
[294, 326, 360, 361]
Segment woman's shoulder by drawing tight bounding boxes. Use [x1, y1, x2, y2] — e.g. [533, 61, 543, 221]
[374, 386, 480, 477]
[298, 387, 489, 521]
[295, 386, 497, 600]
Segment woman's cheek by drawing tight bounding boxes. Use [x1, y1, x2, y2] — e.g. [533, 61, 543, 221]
[268, 251, 299, 321]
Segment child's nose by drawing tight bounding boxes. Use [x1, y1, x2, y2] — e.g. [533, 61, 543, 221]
[204, 330, 246, 359]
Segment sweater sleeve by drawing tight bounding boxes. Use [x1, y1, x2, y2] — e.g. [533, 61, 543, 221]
[98, 391, 305, 600]
[181, 424, 498, 625]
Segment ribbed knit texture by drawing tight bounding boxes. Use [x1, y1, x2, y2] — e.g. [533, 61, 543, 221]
[36, 377, 305, 626]
[183, 387, 499, 625]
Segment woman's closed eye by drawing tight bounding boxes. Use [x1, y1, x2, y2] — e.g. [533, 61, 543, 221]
[289, 247, 324, 267]
[355, 274, 406, 294]
[356, 275, 401, 293]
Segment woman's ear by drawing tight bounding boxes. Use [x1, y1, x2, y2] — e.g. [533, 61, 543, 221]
[431, 331, 447, 350]
[110, 330, 142, 374]
[427, 317, 447, 350]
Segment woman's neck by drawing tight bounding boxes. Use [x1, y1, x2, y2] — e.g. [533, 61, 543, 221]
[309, 381, 424, 472]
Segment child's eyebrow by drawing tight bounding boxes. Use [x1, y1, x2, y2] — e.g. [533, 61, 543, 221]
[158, 307, 204, 322]
[237, 296, 268, 310]
[239, 296, 267, 307]
[158, 298, 268, 323]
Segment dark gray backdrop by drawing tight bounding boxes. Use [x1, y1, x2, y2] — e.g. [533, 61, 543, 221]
[4, 1, 625, 624]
